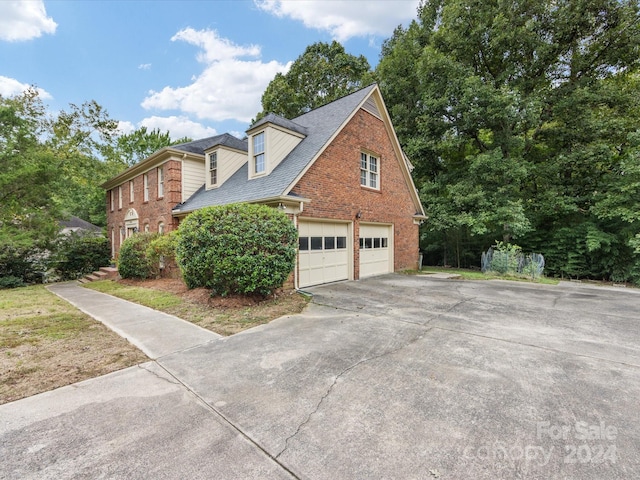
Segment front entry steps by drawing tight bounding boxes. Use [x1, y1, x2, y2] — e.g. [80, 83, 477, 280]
[78, 266, 119, 284]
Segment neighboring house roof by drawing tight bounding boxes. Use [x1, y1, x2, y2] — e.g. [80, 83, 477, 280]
[174, 84, 378, 214]
[172, 133, 248, 155]
[59, 216, 103, 235]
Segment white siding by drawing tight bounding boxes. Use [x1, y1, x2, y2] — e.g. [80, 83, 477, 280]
[248, 125, 304, 179]
[265, 127, 303, 175]
[182, 158, 204, 202]
[205, 148, 247, 189]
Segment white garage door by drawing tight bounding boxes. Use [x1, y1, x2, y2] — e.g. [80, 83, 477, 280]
[298, 221, 349, 288]
[359, 223, 393, 278]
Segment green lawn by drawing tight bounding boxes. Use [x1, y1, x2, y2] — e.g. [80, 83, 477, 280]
[415, 266, 559, 284]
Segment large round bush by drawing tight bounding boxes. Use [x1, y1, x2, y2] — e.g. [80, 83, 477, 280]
[118, 232, 159, 279]
[176, 203, 297, 296]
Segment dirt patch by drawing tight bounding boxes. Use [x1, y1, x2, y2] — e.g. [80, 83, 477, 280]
[114, 277, 308, 336]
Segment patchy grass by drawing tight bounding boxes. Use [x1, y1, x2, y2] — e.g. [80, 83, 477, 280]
[0, 285, 147, 405]
[412, 266, 559, 284]
[84, 279, 310, 336]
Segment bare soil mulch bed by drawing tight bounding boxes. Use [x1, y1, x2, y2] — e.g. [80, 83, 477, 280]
[115, 277, 309, 336]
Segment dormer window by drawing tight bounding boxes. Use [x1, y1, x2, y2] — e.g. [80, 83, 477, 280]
[253, 132, 265, 174]
[209, 152, 218, 185]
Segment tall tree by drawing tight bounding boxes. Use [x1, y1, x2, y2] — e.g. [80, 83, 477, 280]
[376, 0, 640, 281]
[0, 90, 61, 248]
[107, 126, 191, 168]
[256, 41, 372, 120]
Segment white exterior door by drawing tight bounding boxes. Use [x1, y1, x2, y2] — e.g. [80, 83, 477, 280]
[359, 223, 393, 278]
[298, 221, 349, 288]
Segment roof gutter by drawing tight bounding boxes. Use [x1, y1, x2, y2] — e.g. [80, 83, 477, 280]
[171, 195, 311, 218]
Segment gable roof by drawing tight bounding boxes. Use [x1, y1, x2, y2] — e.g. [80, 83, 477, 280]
[172, 133, 248, 154]
[174, 84, 378, 214]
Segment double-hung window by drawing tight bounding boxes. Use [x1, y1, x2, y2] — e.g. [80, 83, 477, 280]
[117, 186, 122, 209]
[253, 132, 265, 175]
[209, 152, 218, 185]
[157, 167, 164, 198]
[129, 180, 134, 202]
[143, 173, 149, 202]
[360, 152, 379, 189]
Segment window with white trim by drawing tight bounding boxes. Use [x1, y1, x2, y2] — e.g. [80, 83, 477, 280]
[110, 190, 114, 211]
[157, 167, 164, 198]
[253, 132, 265, 174]
[143, 173, 149, 201]
[209, 152, 218, 185]
[129, 180, 134, 202]
[360, 152, 379, 189]
[118, 185, 122, 209]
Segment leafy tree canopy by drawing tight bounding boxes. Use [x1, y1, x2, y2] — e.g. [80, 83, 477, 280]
[256, 41, 373, 120]
[376, 0, 640, 282]
[0, 89, 190, 252]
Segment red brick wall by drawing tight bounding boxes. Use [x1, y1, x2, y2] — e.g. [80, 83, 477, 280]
[291, 108, 420, 277]
[106, 159, 182, 256]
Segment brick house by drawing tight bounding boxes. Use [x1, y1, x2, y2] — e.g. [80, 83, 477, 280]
[103, 84, 426, 288]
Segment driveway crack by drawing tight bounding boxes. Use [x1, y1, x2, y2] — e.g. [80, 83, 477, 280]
[275, 328, 431, 459]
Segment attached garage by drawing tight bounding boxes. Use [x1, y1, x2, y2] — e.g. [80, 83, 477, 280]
[359, 223, 393, 278]
[298, 221, 350, 288]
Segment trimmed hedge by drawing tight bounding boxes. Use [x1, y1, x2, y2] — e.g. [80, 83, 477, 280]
[118, 232, 159, 279]
[176, 203, 297, 296]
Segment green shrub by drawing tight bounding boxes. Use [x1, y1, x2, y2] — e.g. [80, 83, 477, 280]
[176, 203, 297, 296]
[490, 241, 522, 274]
[52, 232, 111, 280]
[0, 245, 47, 285]
[146, 230, 180, 277]
[146, 230, 178, 266]
[118, 233, 159, 279]
[0, 275, 26, 289]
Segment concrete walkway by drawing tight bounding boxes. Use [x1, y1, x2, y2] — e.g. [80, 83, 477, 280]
[47, 281, 221, 359]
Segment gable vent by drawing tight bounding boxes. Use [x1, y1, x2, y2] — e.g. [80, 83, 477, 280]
[362, 96, 381, 119]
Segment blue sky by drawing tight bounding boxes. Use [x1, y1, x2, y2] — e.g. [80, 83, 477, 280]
[0, 0, 420, 140]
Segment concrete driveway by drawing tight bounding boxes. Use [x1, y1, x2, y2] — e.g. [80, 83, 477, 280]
[2, 275, 639, 479]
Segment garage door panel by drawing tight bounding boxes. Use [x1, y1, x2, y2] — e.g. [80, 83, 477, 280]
[359, 224, 392, 278]
[299, 221, 349, 288]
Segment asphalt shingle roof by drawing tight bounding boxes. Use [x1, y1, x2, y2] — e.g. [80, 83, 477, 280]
[172, 133, 248, 155]
[174, 84, 376, 213]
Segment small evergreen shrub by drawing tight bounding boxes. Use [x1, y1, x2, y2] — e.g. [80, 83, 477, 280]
[118, 232, 159, 279]
[176, 203, 297, 296]
[52, 232, 111, 280]
[0, 275, 26, 289]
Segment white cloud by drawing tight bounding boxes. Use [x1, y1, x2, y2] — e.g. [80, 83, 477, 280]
[140, 116, 218, 140]
[141, 28, 290, 123]
[116, 120, 136, 135]
[0, 75, 52, 99]
[138, 63, 152, 70]
[0, 0, 57, 42]
[255, 0, 419, 41]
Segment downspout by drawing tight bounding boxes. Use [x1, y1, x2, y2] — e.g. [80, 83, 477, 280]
[293, 212, 300, 290]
